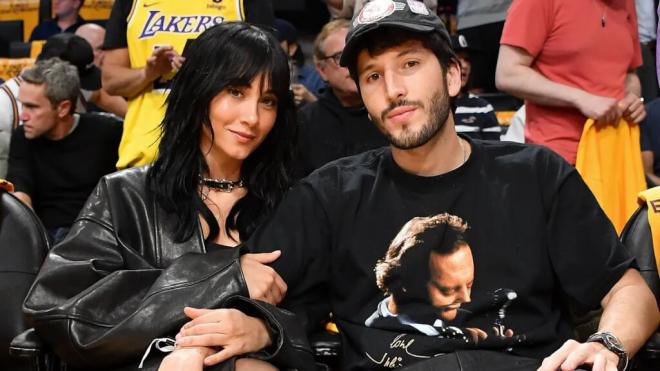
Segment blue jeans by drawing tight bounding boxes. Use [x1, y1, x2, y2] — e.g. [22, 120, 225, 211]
[47, 227, 70, 246]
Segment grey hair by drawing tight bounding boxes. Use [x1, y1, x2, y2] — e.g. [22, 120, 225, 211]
[21, 57, 79, 114]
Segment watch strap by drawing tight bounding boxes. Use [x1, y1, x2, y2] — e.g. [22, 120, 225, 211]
[586, 331, 629, 371]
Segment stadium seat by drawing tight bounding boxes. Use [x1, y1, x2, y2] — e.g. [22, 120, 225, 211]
[0, 20, 24, 57]
[0, 187, 50, 370]
[619, 203, 660, 370]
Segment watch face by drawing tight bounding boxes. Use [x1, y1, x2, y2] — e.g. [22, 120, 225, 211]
[603, 332, 625, 353]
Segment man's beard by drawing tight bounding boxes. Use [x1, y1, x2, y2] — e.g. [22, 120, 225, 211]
[374, 84, 451, 150]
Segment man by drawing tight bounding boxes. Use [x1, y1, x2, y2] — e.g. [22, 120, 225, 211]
[296, 18, 387, 176]
[75, 23, 106, 67]
[273, 18, 324, 106]
[496, 0, 646, 164]
[0, 33, 125, 179]
[635, 0, 658, 101]
[641, 98, 660, 187]
[178, 1, 658, 370]
[102, 0, 273, 169]
[451, 34, 500, 141]
[456, 0, 512, 92]
[6, 58, 122, 244]
[30, 0, 87, 41]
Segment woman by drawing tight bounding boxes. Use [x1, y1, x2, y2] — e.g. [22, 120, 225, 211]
[22, 23, 315, 370]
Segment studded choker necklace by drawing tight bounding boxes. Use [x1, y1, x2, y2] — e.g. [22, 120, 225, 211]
[199, 177, 244, 193]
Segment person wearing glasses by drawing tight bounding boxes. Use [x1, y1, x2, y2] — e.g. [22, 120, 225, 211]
[295, 18, 387, 177]
[273, 18, 325, 106]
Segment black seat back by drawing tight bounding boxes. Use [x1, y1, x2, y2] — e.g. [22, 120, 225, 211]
[0, 20, 23, 57]
[0, 190, 50, 369]
[620, 205, 660, 307]
[620, 203, 660, 368]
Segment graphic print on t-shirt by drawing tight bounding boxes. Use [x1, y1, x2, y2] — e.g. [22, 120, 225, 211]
[363, 213, 525, 366]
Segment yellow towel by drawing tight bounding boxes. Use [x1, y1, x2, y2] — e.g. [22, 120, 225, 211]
[0, 179, 14, 193]
[637, 187, 660, 274]
[575, 119, 646, 234]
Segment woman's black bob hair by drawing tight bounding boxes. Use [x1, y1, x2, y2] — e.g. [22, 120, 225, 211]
[147, 22, 296, 242]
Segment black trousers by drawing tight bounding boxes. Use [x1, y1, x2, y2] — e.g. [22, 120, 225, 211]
[399, 350, 572, 371]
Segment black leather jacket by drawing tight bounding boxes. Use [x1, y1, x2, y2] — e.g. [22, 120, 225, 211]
[23, 167, 315, 370]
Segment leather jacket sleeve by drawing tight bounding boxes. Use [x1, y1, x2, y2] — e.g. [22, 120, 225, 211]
[22, 170, 316, 370]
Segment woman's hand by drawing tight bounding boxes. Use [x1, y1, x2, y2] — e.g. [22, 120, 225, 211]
[240, 251, 287, 305]
[176, 307, 273, 366]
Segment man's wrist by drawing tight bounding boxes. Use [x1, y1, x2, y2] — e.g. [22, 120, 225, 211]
[586, 331, 629, 371]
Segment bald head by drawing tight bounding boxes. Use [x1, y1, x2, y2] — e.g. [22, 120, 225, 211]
[75, 23, 105, 66]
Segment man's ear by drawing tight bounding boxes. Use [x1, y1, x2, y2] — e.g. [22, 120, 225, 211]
[446, 62, 462, 98]
[56, 99, 73, 119]
[315, 59, 329, 81]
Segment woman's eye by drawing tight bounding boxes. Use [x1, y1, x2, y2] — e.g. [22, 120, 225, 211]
[228, 88, 243, 97]
[261, 97, 277, 107]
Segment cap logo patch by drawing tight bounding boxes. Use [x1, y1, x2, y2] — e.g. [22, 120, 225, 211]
[356, 0, 399, 25]
[458, 34, 468, 48]
[407, 0, 429, 15]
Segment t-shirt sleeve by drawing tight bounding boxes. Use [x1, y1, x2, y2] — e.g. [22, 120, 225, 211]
[246, 180, 332, 331]
[103, 0, 133, 50]
[244, 0, 274, 27]
[545, 157, 635, 312]
[28, 23, 46, 41]
[500, 0, 554, 57]
[6, 127, 35, 196]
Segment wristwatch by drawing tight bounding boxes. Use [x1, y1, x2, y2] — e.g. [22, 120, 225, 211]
[586, 331, 629, 371]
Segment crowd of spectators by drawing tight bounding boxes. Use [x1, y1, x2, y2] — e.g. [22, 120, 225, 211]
[0, 0, 659, 370]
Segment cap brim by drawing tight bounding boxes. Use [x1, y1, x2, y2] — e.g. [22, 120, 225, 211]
[79, 65, 102, 91]
[339, 21, 436, 67]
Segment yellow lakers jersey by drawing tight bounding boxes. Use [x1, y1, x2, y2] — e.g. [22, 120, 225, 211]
[119, 0, 245, 168]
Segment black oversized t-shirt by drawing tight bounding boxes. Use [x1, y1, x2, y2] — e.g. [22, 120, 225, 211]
[247, 138, 634, 370]
[296, 89, 388, 177]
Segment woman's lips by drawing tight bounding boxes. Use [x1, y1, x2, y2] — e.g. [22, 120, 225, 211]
[229, 129, 256, 142]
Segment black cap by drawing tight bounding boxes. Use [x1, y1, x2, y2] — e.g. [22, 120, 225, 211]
[37, 33, 102, 91]
[273, 18, 298, 44]
[340, 0, 451, 67]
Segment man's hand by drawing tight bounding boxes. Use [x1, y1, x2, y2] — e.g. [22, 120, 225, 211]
[240, 251, 287, 305]
[618, 93, 646, 124]
[171, 54, 186, 71]
[144, 45, 180, 81]
[538, 339, 619, 371]
[176, 307, 273, 366]
[575, 92, 620, 126]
